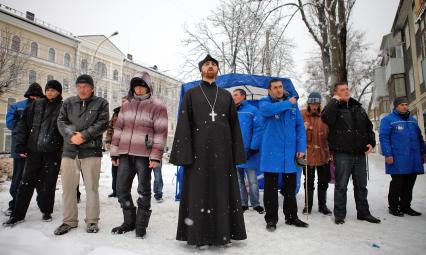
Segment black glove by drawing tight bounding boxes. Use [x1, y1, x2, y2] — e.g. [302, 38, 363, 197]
[111, 156, 118, 161]
[247, 149, 259, 159]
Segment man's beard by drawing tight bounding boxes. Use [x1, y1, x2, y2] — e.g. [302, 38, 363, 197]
[202, 69, 218, 80]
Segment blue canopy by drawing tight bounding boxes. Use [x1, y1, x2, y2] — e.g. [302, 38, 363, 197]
[174, 73, 301, 201]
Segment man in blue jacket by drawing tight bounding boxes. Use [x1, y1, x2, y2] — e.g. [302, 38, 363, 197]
[5, 82, 44, 216]
[232, 88, 264, 214]
[379, 97, 425, 217]
[259, 79, 308, 231]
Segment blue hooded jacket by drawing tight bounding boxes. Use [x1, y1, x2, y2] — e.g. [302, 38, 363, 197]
[258, 95, 306, 173]
[236, 101, 264, 169]
[6, 99, 31, 158]
[379, 110, 426, 175]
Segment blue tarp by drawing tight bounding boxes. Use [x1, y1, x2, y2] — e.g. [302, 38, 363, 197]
[174, 73, 302, 201]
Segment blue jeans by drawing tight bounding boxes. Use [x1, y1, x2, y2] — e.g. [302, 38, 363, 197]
[152, 163, 163, 200]
[237, 168, 260, 207]
[334, 152, 370, 219]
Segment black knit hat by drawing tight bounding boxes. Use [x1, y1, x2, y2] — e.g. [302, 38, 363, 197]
[75, 74, 94, 88]
[45, 80, 62, 94]
[393, 96, 409, 108]
[24, 82, 44, 98]
[198, 54, 219, 71]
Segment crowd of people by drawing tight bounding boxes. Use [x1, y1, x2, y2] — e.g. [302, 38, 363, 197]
[2, 54, 425, 250]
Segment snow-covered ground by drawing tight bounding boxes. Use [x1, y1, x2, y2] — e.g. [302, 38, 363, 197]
[0, 153, 425, 255]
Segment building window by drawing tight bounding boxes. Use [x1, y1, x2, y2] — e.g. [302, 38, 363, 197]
[28, 70, 36, 84]
[11, 35, 20, 51]
[404, 22, 411, 50]
[113, 69, 119, 81]
[96, 87, 103, 97]
[409, 67, 415, 93]
[63, 79, 69, 92]
[95, 62, 107, 78]
[64, 53, 71, 67]
[393, 75, 406, 98]
[48, 48, 56, 62]
[47, 75, 54, 82]
[30, 42, 38, 57]
[103, 87, 108, 99]
[81, 59, 88, 73]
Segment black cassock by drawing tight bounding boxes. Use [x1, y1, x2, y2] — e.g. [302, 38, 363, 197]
[170, 80, 247, 246]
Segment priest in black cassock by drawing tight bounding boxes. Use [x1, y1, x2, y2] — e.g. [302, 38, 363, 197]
[170, 54, 247, 247]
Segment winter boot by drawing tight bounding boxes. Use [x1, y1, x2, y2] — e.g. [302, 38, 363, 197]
[112, 207, 136, 234]
[136, 208, 152, 238]
[318, 189, 332, 215]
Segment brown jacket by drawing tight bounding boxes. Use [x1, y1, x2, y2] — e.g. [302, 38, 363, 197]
[302, 109, 330, 166]
[105, 106, 120, 144]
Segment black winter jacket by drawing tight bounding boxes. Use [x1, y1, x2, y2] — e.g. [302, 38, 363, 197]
[15, 97, 63, 154]
[321, 97, 376, 154]
[57, 95, 109, 159]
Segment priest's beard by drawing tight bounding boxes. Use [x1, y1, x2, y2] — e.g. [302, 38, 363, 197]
[202, 69, 218, 81]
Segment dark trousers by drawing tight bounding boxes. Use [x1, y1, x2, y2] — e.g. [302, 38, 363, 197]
[303, 164, 330, 209]
[334, 152, 370, 219]
[263, 172, 297, 223]
[8, 158, 35, 210]
[111, 164, 118, 194]
[388, 174, 417, 210]
[117, 155, 152, 210]
[12, 152, 61, 219]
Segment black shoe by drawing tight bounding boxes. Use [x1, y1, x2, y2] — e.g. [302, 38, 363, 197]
[357, 214, 381, 224]
[242, 206, 249, 212]
[112, 223, 135, 234]
[319, 206, 332, 215]
[108, 193, 117, 198]
[42, 213, 52, 222]
[402, 207, 422, 216]
[2, 217, 24, 227]
[266, 222, 276, 232]
[253, 206, 264, 214]
[388, 207, 404, 217]
[302, 207, 312, 215]
[54, 223, 77, 235]
[286, 218, 309, 228]
[87, 223, 99, 233]
[335, 218, 345, 224]
[155, 197, 164, 203]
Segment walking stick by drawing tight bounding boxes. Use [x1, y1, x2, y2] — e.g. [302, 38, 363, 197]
[366, 154, 370, 181]
[305, 150, 309, 221]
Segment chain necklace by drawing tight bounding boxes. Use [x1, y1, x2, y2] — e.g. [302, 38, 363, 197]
[199, 83, 218, 122]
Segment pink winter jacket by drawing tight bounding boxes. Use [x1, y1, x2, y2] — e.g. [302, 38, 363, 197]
[110, 96, 168, 161]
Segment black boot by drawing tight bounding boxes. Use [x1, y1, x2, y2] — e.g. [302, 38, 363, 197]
[388, 207, 404, 217]
[112, 207, 136, 234]
[318, 189, 331, 215]
[3, 217, 24, 227]
[136, 208, 152, 238]
[402, 207, 422, 216]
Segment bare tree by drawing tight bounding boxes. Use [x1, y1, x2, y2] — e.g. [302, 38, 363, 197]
[297, 0, 356, 92]
[0, 27, 30, 96]
[304, 29, 376, 108]
[181, 0, 295, 80]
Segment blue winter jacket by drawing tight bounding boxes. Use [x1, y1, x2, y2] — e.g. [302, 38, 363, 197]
[236, 101, 264, 169]
[258, 95, 306, 173]
[379, 110, 426, 175]
[6, 99, 31, 158]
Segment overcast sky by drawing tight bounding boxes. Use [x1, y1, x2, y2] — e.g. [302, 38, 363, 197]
[5, 0, 400, 85]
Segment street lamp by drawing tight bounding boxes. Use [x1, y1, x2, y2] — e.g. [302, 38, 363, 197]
[91, 31, 119, 76]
